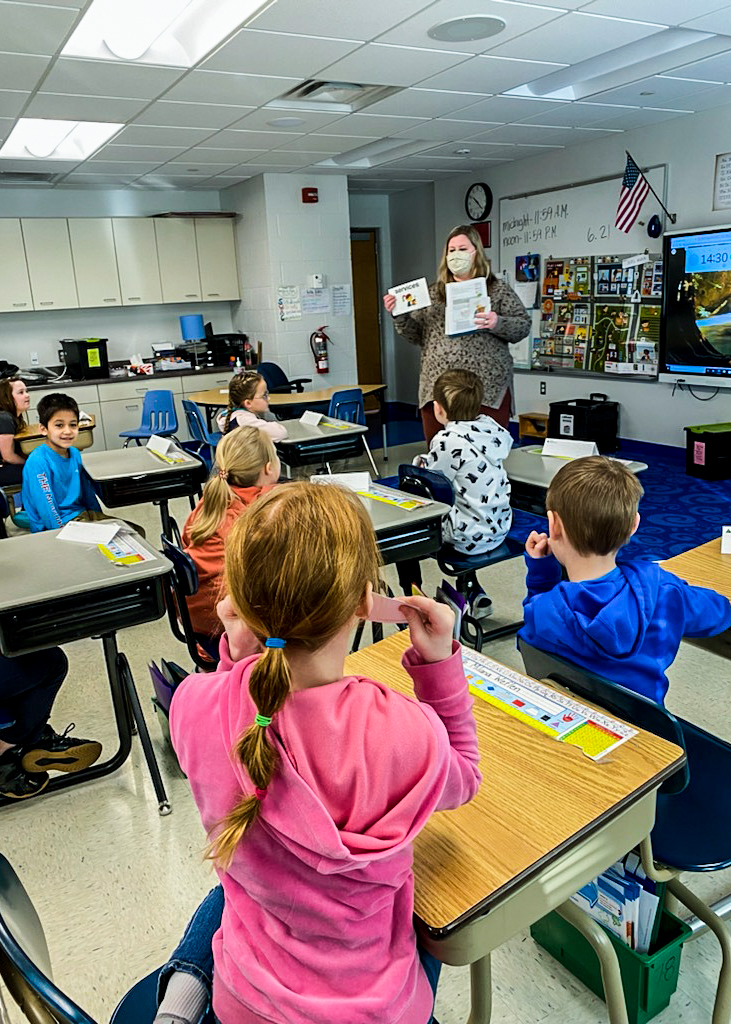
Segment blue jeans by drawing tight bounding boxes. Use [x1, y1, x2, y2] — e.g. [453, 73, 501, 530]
[160, 885, 440, 1024]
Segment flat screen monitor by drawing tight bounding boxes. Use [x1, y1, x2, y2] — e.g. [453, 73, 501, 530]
[660, 224, 731, 388]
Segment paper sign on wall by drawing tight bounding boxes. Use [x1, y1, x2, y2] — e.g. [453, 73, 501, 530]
[542, 437, 599, 459]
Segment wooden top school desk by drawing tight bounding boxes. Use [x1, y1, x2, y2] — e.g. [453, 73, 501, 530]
[83, 446, 207, 538]
[345, 631, 684, 1024]
[661, 538, 731, 659]
[0, 528, 173, 813]
[275, 417, 368, 470]
[505, 445, 648, 515]
[15, 416, 95, 456]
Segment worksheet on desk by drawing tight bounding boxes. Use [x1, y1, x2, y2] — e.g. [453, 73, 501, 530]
[462, 651, 636, 760]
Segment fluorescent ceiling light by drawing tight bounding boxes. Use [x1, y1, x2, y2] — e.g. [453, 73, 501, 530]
[0, 119, 123, 161]
[62, 0, 277, 68]
[509, 28, 730, 101]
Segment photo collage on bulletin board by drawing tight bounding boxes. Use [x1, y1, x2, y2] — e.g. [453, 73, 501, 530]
[533, 254, 662, 376]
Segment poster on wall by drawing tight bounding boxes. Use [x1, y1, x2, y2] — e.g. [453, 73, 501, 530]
[714, 152, 731, 210]
[277, 285, 301, 320]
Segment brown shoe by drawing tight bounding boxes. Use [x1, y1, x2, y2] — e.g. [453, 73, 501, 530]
[21, 724, 102, 774]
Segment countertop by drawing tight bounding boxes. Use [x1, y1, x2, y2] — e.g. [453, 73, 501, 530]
[23, 364, 234, 391]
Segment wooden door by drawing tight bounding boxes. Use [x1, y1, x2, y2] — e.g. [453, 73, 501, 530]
[350, 230, 383, 397]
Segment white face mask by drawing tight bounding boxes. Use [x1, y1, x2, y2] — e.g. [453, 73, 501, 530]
[446, 250, 474, 276]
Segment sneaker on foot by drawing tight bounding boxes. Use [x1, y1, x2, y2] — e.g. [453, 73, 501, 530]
[0, 755, 49, 799]
[471, 594, 493, 620]
[21, 724, 102, 774]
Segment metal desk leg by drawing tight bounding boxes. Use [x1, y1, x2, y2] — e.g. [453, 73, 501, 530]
[116, 652, 171, 816]
[556, 900, 629, 1024]
[158, 499, 172, 540]
[380, 392, 389, 462]
[467, 954, 492, 1024]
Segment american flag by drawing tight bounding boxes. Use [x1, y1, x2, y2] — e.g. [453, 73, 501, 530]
[615, 155, 650, 233]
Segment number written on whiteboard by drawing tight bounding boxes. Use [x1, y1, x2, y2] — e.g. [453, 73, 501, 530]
[587, 225, 611, 243]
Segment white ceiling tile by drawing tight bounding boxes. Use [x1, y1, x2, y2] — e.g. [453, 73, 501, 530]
[84, 160, 168, 173]
[0, 117, 14, 142]
[467, 123, 581, 145]
[507, 0, 586, 6]
[418, 56, 566, 94]
[583, 105, 690, 129]
[0, 90, 29, 117]
[673, 83, 731, 110]
[586, 76, 723, 106]
[665, 50, 731, 83]
[315, 43, 470, 88]
[7, 0, 84, 6]
[40, 58, 184, 100]
[164, 161, 240, 173]
[452, 95, 567, 122]
[488, 13, 665, 64]
[197, 129, 295, 149]
[0, 157, 82, 171]
[510, 142, 565, 155]
[201, 28, 362, 77]
[578, 0, 725, 24]
[514, 100, 634, 126]
[426, 140, 518, 158]
[225, 108, 347, 133]
[276, 134, 377, 153]
[241, 151, 315, 166]
[0, 2, 78, 56]
[376, 0, 566, 53]
[166, 147, 254, 164]
[163, 71, 300, 107]
[112, 125, 217, 146]
[24, 92, 147, 120]
[394, 118, 500, 142]
[248, 0, 437, 41]
[316, 113, 426, 136]
[364, 87, 495, 117]
[0, 53, 49, 91]
[675, 9, 731, 32]
[59, 173, 140, 185]
[98, 145, 186, 162]
[134, 101, 255, 129]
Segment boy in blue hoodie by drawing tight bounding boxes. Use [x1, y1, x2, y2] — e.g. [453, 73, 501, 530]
[520, 455, 731, 705]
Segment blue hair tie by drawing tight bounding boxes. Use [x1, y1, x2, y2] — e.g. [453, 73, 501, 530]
[265, 637, 286, 648]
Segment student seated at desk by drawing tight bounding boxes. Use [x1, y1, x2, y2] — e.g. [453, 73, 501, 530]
[521, 455, 731, 705]
[182, 428, 280, 640]
[159, 483, 480, 1024]
[21, 393, 144, 536]
[399, 369, 513, 618]
[0, 376, 30, 487]
[0, 648, 101, 800]
[216, 370, 287, 441]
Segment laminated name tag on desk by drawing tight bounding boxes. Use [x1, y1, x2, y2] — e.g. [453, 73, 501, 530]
[301, 410, 322, 426]
[541, 437, 598, 459]
[722, 526, 731, 554]
[310, 471, 371, 492]
[146, 435, 187, 463]
[57, 520, 121, 546]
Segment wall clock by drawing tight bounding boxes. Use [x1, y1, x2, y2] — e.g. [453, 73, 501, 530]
[465, 182, 492, 222]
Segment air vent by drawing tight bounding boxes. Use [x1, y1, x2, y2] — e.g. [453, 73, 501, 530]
[0, 171, 59, 186]
[267, 79, 402, 113]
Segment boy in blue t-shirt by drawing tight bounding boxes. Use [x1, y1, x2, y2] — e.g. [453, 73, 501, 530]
[520, 455, 731, 705]
[21, 393, 102, 532]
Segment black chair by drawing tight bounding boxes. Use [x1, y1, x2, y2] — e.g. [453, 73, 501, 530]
[257, 362, 311, 394]
[0, 853, 159, 1023]
[398, 464, 524, 648]
[160, 529, 219, 672]
[519, 638, 731, 1023]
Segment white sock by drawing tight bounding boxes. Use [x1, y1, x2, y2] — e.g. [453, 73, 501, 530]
[155, 970, 209, 1024]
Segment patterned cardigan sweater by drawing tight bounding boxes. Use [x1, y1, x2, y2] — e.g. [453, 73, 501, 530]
[393, 278, 531, 409]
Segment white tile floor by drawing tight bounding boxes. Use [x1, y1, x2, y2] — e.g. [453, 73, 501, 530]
[2, 442, 730, 1024]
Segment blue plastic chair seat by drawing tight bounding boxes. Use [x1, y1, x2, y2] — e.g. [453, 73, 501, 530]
[119, 390, 179, 444]
[438, 535, 525, 575]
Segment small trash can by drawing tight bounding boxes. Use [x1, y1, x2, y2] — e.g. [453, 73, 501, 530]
[548, 393, 619, 453]
[685, 423, 731, 480]
[530, 906, 692, 1024]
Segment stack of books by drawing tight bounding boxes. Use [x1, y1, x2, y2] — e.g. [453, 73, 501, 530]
[571, 852, 662, 953]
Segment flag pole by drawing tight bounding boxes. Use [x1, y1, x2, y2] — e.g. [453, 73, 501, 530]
[626, 150, 676, 224]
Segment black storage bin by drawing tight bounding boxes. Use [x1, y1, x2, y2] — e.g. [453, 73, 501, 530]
[548, 393, 619, 453]
[61, 338, 109, 380]
[685, 423, 731, 480]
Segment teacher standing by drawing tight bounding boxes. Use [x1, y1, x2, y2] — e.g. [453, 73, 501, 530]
[383, 224, 531, 443]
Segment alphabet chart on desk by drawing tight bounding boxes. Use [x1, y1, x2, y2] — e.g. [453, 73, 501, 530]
[462, 651, 636, 760]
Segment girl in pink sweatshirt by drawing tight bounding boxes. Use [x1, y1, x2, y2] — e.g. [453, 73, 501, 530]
[165, 482, 481, 1024]
[216, 370, 287, 441]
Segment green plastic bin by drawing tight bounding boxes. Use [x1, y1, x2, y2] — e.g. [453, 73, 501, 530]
[530, 907, 692, 1024]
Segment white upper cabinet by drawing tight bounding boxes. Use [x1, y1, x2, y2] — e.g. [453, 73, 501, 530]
[195, 218, 240, 301]
[154, 217, 202, 303]
[21, 218, 79, 310]
[0, 220, 33, 313]
[112, 218, 163, 306]
[68, 218, 122, 308]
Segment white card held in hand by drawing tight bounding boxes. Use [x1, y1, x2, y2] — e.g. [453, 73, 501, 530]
[366, 593, 409, 624]
[388, 277, 431, 315]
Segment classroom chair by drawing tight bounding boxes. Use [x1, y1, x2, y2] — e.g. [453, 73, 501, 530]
[160, 529, 219, 671]
[518, 638, 731, 1024]
[257, 361, 311, 394]
[0, 485, 30, 534]
[0, 853, 159, 1023]
[398, 463, 524, 648]
[328, 388, 380, 478]
[182, 399, 223, 471]
[119, 390, 179, 448]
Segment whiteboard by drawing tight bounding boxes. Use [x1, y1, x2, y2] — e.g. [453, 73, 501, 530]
[499, 166, 667, 277]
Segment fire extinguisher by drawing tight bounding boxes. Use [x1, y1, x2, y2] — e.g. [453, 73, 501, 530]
[310, 325, 330, 374]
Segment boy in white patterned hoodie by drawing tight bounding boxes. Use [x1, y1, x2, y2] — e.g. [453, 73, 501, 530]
[400, 369, 513, 618]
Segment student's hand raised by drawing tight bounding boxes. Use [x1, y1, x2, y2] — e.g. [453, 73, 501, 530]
[398, 595, 455, 664]
[525, 531, 551, 559]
